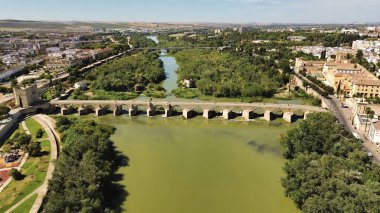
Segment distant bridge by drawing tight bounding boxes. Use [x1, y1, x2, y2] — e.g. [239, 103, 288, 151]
[136, 46, 216, 51]
[50, 99, 326, 122]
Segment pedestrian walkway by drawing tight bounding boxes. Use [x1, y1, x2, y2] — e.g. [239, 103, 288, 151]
[21, 120, 30, 135]
[4, 115, 58, 213]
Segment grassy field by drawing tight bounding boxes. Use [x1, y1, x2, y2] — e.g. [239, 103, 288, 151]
[10, 193, 38, 213]
[0, 118, 50, 212]
[25, 118, 47, 141]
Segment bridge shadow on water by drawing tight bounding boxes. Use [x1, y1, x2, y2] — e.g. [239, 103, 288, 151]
[107, 146, 130, 212]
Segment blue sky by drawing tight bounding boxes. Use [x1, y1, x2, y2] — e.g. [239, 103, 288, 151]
[0, 0, 379, 23]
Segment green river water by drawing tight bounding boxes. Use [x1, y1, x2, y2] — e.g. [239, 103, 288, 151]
[90, 36, 299, 212]
[94, 115, 299, 213]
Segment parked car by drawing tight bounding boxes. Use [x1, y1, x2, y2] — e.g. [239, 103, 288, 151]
[352, 132, 361, 139]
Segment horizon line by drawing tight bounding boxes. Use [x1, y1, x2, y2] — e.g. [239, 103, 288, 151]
[1, 19, 379, 26]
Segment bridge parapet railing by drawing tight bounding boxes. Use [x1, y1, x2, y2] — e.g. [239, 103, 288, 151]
[50, 100, 326, 112]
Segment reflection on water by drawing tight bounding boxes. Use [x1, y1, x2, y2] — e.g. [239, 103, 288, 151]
[248, 140, 283, 156]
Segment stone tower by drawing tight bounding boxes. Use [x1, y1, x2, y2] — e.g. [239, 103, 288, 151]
[13, 84, 41, 108]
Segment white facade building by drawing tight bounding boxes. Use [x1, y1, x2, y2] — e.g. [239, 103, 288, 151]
[369, 122, 380, 145]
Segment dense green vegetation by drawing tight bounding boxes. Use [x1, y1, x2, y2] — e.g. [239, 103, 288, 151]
[174, 49, 289, 98]
[292, 87, 322, 106]
[4, 132, 41, 157]
[297, 72, 335, 97]
[43, 118, 124, 212]
[89, 52, 165, 93]
[0, 105, 10, 120]
[281, 113, 380, 212]
[128, 34, 157, 48]
[172, 88, 198, 99]
[0, 86, 12, 94]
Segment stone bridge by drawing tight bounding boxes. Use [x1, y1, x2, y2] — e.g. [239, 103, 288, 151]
[50, 100, 326, 122]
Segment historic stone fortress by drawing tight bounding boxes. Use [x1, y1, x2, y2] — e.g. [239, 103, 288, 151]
[295, 52, 380, 98]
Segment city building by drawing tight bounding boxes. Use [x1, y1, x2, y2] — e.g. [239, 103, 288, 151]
[45, 58, 78, 70]
[74, 81, 88, 90]
[294, 58, 325, 76]
[287, 36, 307, 41]
[369, 122, 380, 144]
[296, 51, 380, 98]
[350, 80, 380, 98]
[13, 84, 41, 108]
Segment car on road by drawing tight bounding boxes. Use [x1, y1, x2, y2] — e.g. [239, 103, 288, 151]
[352, 132, 361, 139]
[368, 152, 373, 157]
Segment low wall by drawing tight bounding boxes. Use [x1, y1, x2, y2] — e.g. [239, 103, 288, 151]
[0, 103, 51, 144]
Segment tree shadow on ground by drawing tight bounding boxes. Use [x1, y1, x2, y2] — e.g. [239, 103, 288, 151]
[31, 151, 49, 158]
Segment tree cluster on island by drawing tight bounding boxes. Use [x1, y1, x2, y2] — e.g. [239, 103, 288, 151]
[174, 49, 289, 98]
[281, 112, 380, 212]
[83, 52, 165, 99]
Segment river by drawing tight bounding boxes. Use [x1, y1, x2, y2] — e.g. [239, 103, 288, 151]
[94, 115, 298, 213]
[92, 36, 300, 212]
[148, 36, 179, 94]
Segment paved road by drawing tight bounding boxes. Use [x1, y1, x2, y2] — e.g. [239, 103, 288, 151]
[5, 115, 58, 213]
[325, 96, 380, 163]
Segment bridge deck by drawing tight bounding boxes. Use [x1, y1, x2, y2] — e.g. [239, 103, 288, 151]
[51, 100, 326, 112]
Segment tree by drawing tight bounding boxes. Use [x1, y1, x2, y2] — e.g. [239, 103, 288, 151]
[11, 79, 18, 88]
[10, 169, 23, 181]
[302, 81, 309, 91]
[36, 129, 43, 138]
[281, 112, 380, 212]
[320, 50, 326, 59]
[44, 119, 118, 212]
[0, 105, 10, 120]
[356, 50, 364, 63]
[28, 141, 42, 157]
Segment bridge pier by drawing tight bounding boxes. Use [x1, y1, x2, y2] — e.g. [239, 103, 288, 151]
[283, 112, 295, 123]
[203, 109, 213, 119]
[78, 107, 88, 116]
[304, 111, 311, 120]
[96, 107, 106, 116]
[263, 110, 273, 121]
[242, 110, 253, 120]
[61, 107, 70, 116]
[183, 109, 193, 119]
[49, 105, 56, 114]
[163, 108, 172, 118]
[222, 109, 232, 120]
[113, 105, 122, 116]
[128, 106, 138, 116]
[147, 108, 155, 117]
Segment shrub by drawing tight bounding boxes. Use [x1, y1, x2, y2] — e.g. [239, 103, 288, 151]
[10, 169, 23, 181]
[36, 129, 43, 138]
[28, 141, 42, 157]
